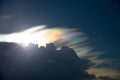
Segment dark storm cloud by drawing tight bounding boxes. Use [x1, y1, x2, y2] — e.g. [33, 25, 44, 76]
[0, 42, 95, 80]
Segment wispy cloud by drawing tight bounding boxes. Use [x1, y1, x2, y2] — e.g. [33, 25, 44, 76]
[0, 15, 14, 20]
[87, 68, 120, 79]
[83, 51, 120, 80]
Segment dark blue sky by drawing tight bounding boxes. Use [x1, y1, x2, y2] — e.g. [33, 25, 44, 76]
[0, 0, 120, 63]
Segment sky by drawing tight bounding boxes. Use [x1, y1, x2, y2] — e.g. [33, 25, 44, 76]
[0, 0, 120, 79]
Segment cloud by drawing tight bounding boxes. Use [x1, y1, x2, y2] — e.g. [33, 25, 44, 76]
[0, 25, 119, 80]
[0, 15, 13, 20]
[87, 68, 120, 80]
[80, 51, 120, 80]
[0, 42, 95, 80]
[79, 49, 120, 80]
[0, 25, 90, 55]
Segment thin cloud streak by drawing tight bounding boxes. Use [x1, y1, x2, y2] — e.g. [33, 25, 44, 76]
[0, 15, 14, 20]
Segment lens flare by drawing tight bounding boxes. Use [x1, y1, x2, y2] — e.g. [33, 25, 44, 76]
[0, 25, 92, 55]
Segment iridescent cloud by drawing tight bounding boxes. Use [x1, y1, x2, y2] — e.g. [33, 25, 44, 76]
[0, 25, 91, 55]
